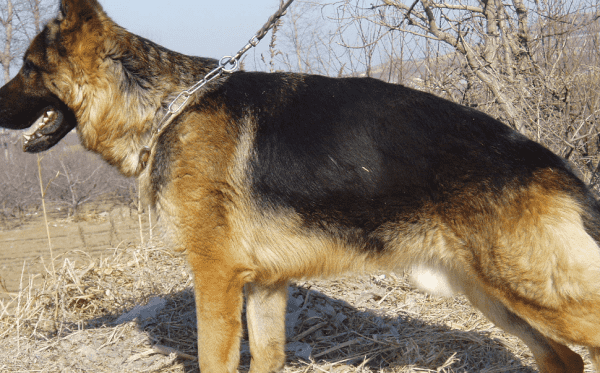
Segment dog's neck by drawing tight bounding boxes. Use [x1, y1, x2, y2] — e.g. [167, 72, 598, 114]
[74, 25, 219, 177]
[109, 32, 220, 100]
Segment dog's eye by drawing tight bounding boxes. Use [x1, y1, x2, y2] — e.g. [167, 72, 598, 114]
[23, 60, 36, 74]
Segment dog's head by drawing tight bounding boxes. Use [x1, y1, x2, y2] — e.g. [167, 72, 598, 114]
[0, 35, 75, 152]
[0, 0, 215, 176]
[0, 0, 114, 153]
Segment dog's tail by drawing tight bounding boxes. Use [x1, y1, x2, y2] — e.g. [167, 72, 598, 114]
[492, 170, 600, 348]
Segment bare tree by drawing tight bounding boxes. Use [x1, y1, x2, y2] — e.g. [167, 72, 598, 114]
[331, 0, 591, 132]
[16, 0, 54, 37]
[0, 0, 14, 83]
[24, 0, 42, 33]
[0, 0, 53, 84]
[263, 2, 343, 75]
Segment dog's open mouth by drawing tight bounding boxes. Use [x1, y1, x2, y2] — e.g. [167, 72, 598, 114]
[23, 108, 60, 142]
[22, 106, 75, 153]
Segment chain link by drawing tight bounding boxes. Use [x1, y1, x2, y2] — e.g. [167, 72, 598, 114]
[155, 0, 293, 133]
[140, 0, 294, 170]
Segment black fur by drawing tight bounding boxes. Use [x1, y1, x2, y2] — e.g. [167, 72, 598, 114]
[152, 71, 586, 252]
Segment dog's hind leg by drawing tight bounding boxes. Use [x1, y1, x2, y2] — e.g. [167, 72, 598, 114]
[245, 282, 288, 373]
[461, 280, 584, 373]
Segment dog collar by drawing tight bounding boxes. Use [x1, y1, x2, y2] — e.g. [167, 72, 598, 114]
[138, 59, 234, 171]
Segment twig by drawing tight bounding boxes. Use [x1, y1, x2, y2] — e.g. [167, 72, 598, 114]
[312, 338, 361, 358]
[16, 260, 25, 354]
[36, 154, 60, 276]
[152, 344, 197, 360]
[137, 180, 144, 246]
[148, 208, 153, 242]
[291, 321, 328, 342]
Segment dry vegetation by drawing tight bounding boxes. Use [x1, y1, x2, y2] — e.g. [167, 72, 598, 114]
[0, 241, 596, 372]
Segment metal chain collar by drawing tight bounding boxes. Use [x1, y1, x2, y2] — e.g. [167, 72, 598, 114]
[139, 0, 294, 170]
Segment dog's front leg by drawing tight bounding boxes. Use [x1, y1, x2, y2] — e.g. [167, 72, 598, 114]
[188, 250, 253, 373]
[245, 282, 288, 373]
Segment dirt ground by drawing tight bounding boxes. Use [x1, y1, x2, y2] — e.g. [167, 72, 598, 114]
[0, 205, 155, 294]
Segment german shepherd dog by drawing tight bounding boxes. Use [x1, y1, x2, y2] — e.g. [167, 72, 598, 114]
[2, 0, 600, 372]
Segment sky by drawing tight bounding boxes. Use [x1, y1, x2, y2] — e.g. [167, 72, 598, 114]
[98, 0, 289, 71]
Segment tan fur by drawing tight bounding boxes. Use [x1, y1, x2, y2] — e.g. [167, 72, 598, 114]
[245, 283, 288, 373]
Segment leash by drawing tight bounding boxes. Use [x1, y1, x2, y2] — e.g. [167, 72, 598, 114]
[139, 0, 294, 170]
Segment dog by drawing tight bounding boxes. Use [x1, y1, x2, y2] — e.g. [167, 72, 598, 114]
[1, 0, 600, 372]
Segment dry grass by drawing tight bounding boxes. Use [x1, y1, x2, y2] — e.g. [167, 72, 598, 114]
[0, 242, 595, 372]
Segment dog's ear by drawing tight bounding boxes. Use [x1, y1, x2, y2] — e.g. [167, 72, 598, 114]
[57, 0, 104, 31]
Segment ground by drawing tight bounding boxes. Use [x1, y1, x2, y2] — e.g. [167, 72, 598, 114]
[0, 205, 153, 295]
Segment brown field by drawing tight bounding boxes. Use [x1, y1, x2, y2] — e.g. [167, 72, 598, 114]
[0, 204, 154, 295]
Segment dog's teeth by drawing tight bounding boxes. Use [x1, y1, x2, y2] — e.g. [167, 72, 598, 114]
[22, 109, 57, 143]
